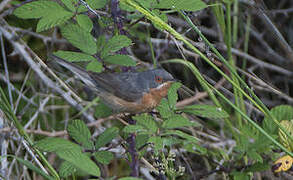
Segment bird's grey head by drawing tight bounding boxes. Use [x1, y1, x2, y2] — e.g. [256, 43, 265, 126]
[137, 68, 175, 90]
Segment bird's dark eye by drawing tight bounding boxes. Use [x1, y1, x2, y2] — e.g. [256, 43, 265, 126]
[155, 76, 163, 83]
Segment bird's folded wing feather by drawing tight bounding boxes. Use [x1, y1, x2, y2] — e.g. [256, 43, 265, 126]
[88, 72, 144, 102]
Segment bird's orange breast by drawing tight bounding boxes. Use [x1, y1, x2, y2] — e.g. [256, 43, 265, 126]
[102, 82, 173, 113]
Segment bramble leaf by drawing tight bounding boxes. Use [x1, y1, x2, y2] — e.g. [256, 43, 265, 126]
[61, 24, 97, 55]
[53, 51, 96, 62]
[104, 54, 136, 66]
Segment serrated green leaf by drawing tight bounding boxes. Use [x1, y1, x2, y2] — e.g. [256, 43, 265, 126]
[86, 60, 103, 72]
[162, 114, 198, 129]
[244, 162, 270, 172]
[87, 0, 108, 9]
[14, 0, 65, 19]
[61, 24, 97, 54]
[263, 105, 293, 134]
[247, 150, 263, 163]
[53, 51, 96, 62]
[97, 35, 106, 50]
[101, 35, 132, 58]
[162, 130, 199, 143]
[36, 11, 73, 32]
[162, 136, 182, 146]
[94, 102, 113, 118]
[168, 82, 181, 109]
[7, 155, 54, 180]
[57, 149, 100, 177]
[181, 105, 229, 118]
[119, 1, 136, 12]
[118, 177, 143, 180]
[94, 151, 114, 164]
[155, 0, 207, 11]
[133, 114, 158, 133]
[67, 120, 93, 149]
[231, 172, 249, 180]
[76, 14, 93, 32]
[104, 54, 136, 66]
[95, 127, 119, 149]
[61, 0, 78, 12]
[35, 137, 81, 152]
[135, 134, 150, 149]
[148, 136, 163, 154]
[156, 98, 175, 118]
[59, 161, 77, 178]
[123, 125, 147, 133]
[184, 143, 207, 154]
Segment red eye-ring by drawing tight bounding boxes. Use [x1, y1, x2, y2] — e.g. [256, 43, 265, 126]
[155, 76, 163, 83]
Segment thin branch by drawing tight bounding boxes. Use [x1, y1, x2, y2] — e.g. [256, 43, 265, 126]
[1, 32, 13, 109]
[0, 19, 96, 122]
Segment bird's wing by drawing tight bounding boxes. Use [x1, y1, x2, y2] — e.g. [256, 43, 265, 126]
[88, 71, 144, 102]
[51, 55, 97, 89]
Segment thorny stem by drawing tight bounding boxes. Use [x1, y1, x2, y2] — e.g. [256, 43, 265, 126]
[126, 116, 139, 177]
[111, 0, 131, 71]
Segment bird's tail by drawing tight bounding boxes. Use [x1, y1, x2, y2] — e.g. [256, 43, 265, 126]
[49, 55, 96, 89]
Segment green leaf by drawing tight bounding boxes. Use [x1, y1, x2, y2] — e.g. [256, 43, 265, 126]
[118, 177, 143, 180]
[184, 143, 207, 154]
[244, 162, 270, 172]
[123, 125, 147, 133]
[156, 98, 175, 119]
[97, 35, 106, 50]
[7, 155, 54, 180]
[136, 134, 150, 149]
[271, 105, 293, 121]
[101, 35, 132, 58]
[67, 120, 93, 149]
[247, 150, 263, 163]
[94, 151, 114, 164]
[76, 14, 93, 32]
[57, 149, 100, 177]
[263, 105, 293, 134]
[61, 24, 97, 55]
[162, 114, 198, 129]
[155, 0, 207, 11]
[167, 82, 181, 109]
[148, 136, 163, 154]
[86, 60, 103, 73]
[35, 137, 81, 152]
[162, 130, 199, 144]
[59, 161, 76, 178]
[36, 10, 73, 32]
[13, 0, 65, 19]
[86, 0, 108, 9]
[104, 54, 136, 66]
[181, 104, 229, 118]
[95, 127, 119, 149]
[94, 102, 113, 118]
[162, 136, 182, 146]
[231, 172, 249, 180]
[138, 0, 158, 8]
[61, 0, 78, 12]
[53, 51, 96, 62]
[133, 114, 158, 133]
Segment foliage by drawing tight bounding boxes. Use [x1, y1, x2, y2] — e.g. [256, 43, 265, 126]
[2, 0, 292, 179]
[35, 120, 119, 178]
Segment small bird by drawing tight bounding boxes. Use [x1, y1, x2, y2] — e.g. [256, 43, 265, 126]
[50, 55, 176, 113]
